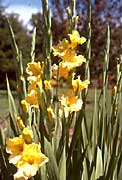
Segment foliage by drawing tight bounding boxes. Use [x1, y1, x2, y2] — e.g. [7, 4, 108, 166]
[1, 0, 122, 180]
[0, 5, 30, 89]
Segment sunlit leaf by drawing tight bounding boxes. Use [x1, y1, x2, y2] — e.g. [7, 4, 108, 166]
[95, 147, 104, 179]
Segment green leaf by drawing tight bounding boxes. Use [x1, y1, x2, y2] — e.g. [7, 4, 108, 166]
[40, 164, 47, 180]
[67, 109, 83, 170]
[91, 89, 98, 148]
[81, 117, 88, 149]
[0, 127, 5, 146]
[118, 161, 122, 180]
[59, 145, 66, 180]
[90, 167, 95, 180]
[7, 19, 19, 60]
[117, 151, 122, 178]
[6, 76, 19, 136]
[31, 27, 36, 62]
[81, 158, 88, 180]
[105, 151, 119, 179]
[95, 147, 104, 179]
[44, 138, 60, 180]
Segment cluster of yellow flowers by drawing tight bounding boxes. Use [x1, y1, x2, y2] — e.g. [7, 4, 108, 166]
[20, 30, 89, 118]
[6, 30, 89, 179]
[52, 30, 89, 117]
[6, 122, 48, 180]
[22, 61, 54, 125]
[21, 62, 53, 120]
[25, 62, 43, 107]
[6, 62, 50, 179]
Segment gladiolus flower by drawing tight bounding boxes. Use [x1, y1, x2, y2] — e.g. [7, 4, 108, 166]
[26, 90, 38, 107]
[47, 107, 55, 125]
[6, 136, 24, 165]
[21, 100, 28, 113]
[14, 143, 48, 180]
[16, 116, 25, 130]
[52, 39, 69, 57]
[60, 95, 83, 117]
[6, 138, 48, 180]
[69, 30, 86, 49]
[112, 85, 117, 96]
[26, 62, 43, 77]
[62, 49, 86, 64]
[22, 128, 33, 144]
[72, 76, 90, 92]
[52, 63, 70, 79]
[44, 80, 52, 91]
[6, 136, 24, 156]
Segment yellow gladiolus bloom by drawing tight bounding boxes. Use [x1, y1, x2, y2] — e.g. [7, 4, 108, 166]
[36, 79, 43, 94]
[26, 62, 43, 77]
[27, 81, 37, 93]
[44, 80, 52, 91]
[52, 64, 58, 78]
[60, 95, 83, 117]
[6, 138, 48, 180]
[6, 136, 24, 165]
[47, 107, 55, 125]
[6, 136, 24, 155]
[26, 80, 42, 107]
[72, 77, 90, 92]
[112, 85, 117, 96]
[14, 143, 48, 180]
[69, 30, 86, 49]
[14, 163, 38, 180]
[58, 63, 70, 78]
[52, 49, 86, 73]
[22, 128, 33, 144]
[60, 49, 86, 69]
[62, 49, 86, 64]
[21, 143, 48, 167]
[27, 78, 42, 94]
[26, 65, 43, 108]
[27, 75, 38, 83]
[52, 63, 70, 79]
[21, 100, 28, 113]
[26, 90, 38, 107]
[16, 116, 25, 130]
[52, 39, 69, 57]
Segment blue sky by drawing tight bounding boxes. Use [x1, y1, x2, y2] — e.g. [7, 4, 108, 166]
[3, 0, 41, 29]
[3, 0, 41, 8]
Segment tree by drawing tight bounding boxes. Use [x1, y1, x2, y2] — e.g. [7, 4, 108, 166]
[0, 6, 30, 89]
